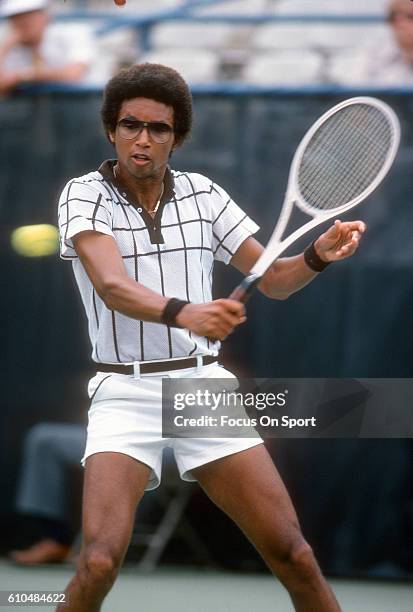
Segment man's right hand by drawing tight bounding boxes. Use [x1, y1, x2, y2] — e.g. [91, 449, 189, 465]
[176, 299, 246, 341]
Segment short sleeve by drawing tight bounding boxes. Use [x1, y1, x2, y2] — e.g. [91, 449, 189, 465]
[211, 182, 259, 264]
[58, 179, 114, 259]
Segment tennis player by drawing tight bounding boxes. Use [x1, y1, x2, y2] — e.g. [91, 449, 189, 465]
[56, 61, 365, 612]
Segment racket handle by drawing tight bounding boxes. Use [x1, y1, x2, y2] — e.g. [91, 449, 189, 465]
[229, 274, 261, 303]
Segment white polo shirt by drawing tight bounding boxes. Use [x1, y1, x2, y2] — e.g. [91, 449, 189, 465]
[58, 160, 259, 364]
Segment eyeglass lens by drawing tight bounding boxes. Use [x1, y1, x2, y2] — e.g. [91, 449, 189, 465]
[117, 119, 173, 143]
[390, 11, 413, 22]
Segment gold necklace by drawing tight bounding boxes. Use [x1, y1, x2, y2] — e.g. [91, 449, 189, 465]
[149, 183, 164, 216]
[114, 164, 164, 215]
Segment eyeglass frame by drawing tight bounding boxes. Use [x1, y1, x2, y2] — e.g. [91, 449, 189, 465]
[115, 118, 174, 144]
[388, 10, 413, 23]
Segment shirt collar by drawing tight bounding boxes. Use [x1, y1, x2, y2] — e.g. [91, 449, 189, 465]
[98, 159, 175, 206]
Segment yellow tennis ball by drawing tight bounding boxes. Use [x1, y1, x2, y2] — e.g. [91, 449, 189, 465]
[11, 224, 59, 258]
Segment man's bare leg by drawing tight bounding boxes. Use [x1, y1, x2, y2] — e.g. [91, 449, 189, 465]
[57, 452, 151, 612]
[193, 444, 341, 612]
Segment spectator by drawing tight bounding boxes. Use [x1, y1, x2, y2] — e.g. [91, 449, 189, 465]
[337, 0, 413, 85]
[8, 423, 86, 565]
[0, 0, 96, 95]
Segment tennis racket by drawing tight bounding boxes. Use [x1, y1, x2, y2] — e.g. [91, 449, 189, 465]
[230, 96, 400, 303]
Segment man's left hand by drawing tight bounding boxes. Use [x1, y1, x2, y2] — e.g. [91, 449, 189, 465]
[314, 219, 366, 262]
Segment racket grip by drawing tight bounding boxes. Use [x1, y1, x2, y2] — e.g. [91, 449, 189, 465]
[229, 274, 261, 303]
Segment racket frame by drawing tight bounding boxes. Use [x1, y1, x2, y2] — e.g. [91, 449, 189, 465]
[233, 97, 400, 299]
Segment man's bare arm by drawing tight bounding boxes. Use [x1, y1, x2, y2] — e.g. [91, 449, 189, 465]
[26, 62, 88, 83]
[231, 220, 366, 300]
[74, 231, 169, 321]
[0, 62, 88, 95]
[230, 237, 316, 300]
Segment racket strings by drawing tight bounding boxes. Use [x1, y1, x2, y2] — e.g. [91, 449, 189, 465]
[297, 104, 395, 211]
[322, 110, 391, 201]
[300, 108, 392, 209]
[301, 108, 391, 208]
[304, 130, 387, 208]
[301, 107, 390, 207]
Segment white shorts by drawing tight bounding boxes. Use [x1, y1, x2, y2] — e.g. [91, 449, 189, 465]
[83, 361, 263, 490]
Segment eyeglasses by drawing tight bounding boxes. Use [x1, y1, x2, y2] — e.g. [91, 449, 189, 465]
[388, 11, 413, 23]
[116, 118, 174, 144]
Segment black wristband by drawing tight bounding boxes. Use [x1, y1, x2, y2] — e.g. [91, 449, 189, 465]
[303, 240, 331, 272]
[161, 298, 189, 328]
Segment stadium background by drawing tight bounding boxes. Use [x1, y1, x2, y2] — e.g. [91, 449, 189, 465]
[1, 0, 413, 586]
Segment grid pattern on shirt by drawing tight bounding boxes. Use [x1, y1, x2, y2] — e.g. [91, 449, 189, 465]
[58, 161, 259, 363]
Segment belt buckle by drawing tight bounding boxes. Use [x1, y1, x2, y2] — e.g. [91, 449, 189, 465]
[133, 361, 141, 379]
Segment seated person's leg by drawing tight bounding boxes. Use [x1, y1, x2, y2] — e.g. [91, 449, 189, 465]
[9, 423, 86, 564]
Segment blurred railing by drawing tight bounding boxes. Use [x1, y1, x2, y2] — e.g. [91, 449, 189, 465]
[69, 11, 386, 52]
[1, 5, 389, 48]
